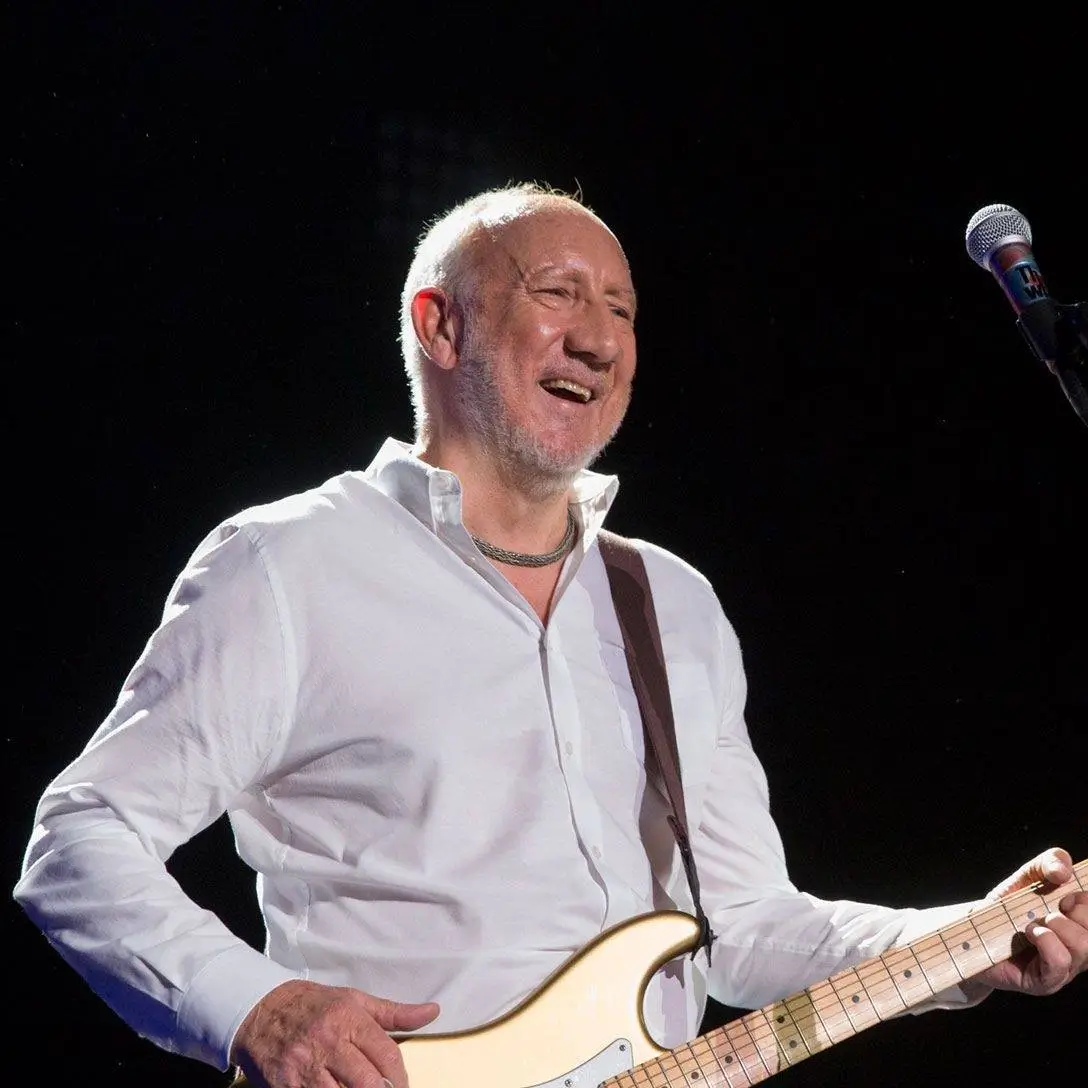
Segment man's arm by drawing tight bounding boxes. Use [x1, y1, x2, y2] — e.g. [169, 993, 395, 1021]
[686, 602, 1086, 1009]
[14, 522, 296, 1066]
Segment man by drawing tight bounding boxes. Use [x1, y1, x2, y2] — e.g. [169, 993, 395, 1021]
[14, 184, 1086, 1088]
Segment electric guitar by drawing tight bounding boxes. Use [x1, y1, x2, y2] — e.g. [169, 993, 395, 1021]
[398, 859, 1085, 1087]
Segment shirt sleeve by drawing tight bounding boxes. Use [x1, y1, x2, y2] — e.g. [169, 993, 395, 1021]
[13, 521, 300, 1068]
[693, 612, 985, 1014]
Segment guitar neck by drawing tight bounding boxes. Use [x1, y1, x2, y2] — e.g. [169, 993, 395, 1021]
[611, 859, 1086, 1087]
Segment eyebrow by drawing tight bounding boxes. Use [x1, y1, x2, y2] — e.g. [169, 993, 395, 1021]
[526, 266, 638, 313]
[608, 284, 638, 313]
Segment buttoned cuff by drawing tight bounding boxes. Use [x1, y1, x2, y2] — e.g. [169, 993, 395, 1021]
[175, 944, 301, 1069]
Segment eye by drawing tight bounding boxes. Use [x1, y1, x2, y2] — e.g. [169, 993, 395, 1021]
[610, 304, 633, 321]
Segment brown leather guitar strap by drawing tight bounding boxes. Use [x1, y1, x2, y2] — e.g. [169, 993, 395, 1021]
[597, 529, 715, 961]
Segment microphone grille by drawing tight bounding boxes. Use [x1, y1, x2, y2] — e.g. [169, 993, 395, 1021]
[965, 203, 1033, 267]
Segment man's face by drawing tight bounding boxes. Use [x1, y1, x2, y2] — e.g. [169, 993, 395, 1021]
[453, 207, 637, 492]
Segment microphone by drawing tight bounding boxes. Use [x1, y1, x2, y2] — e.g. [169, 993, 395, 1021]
[965, 203, 1087, 428]
[965, 203, 1059, 363]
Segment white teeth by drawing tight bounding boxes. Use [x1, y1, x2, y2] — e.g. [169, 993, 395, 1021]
[541, 378, 592, 403]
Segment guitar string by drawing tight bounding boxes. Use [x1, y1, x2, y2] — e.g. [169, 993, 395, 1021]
[610, 863, 1087, 1088]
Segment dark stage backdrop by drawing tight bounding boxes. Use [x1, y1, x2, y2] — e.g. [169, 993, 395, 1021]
[8, 8, 1085, 1086]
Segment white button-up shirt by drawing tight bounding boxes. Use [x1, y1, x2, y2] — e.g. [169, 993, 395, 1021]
[15, 439, 975, 1070]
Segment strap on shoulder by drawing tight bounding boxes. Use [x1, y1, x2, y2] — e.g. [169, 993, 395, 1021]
[597, 529, 715, 961]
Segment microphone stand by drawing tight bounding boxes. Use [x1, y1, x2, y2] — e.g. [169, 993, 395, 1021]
[1018, 299, 1088, 429]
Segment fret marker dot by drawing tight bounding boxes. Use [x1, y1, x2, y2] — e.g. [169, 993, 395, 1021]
[724, 1055, 733, 1064]
[852, 994, 860, 1003]
[789, 1040, 797, 1049]
[776, 1015, 785, 1023]
[904, 969, 912, 978]
[962, 941, 970, 950]
[1027, 910, 1036, 919]
[690, 1073, 701, 1081]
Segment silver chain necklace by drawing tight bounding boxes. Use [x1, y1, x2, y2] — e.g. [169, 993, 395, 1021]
[470, 508, 578, 568]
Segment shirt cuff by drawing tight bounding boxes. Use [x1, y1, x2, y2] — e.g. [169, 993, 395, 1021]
[175, 944, 301, 1069]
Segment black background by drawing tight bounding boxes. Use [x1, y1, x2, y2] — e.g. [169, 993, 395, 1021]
[8, 6, 1085, 1085]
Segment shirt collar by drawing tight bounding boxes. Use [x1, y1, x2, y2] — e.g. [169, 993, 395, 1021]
[363, 437, 620, 541]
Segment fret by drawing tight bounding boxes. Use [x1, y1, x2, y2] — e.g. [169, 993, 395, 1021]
[850, 957, 905, 1020]
[802, 979, 862, 1044]
[599, 861, 1086, 1088]
[687, 1033, 742, 1087]
[783, 988, 836, 1053]
[613, 1062, 655, 1086]
[881, 942, 939, 1006]
[703, 1025, 756, 1087]
[724, 1013, 781, 1081]
[974, 863, 1085, 960]
[1002, 887, 1061, 931]
[973, 901, 1031, 963]
[747, 1009, 790, 1070]
[671, 1038, 731, 1086]
[763, 997, 818, 1065]
[828, 966, 884, 1031]
[907, 931, 966, 994]
[750, 1005, 801, 1070]
[619, 1060, 672, 1087]
[936, 916, 998, 979]
[644, 1054, 682, 1087]
[652, 1048, 687, 1083]
[878, 947, 914, 1007]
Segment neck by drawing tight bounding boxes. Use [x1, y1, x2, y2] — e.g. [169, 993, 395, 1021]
[414, 435, 576, 556]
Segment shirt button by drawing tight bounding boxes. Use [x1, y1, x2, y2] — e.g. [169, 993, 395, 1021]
[564, 741, 574, 756]
[592, 846, 602, 860]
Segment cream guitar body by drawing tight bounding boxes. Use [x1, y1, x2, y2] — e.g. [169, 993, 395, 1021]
[398, 859, 1085, 1088]
[401, 910, 697, 1088]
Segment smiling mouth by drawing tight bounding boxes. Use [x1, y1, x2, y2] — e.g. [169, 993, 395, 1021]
[540, 378, 593, 404]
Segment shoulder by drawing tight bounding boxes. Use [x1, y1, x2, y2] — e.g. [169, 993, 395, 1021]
[232, 470, 374, 531]
[199, 471, 379, 550]
[174, 471, 393, 590]
[625, 536, 714, 596]
[625, 535, 728, 617]
[612, 534, 743, 659]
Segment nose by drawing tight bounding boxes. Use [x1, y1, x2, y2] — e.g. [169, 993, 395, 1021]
[564, 299, 622, 370]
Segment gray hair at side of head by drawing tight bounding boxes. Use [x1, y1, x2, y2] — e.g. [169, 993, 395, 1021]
[397, 181, 612, 440]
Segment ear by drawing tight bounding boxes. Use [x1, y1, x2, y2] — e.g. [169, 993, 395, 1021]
[410, 288, 459, 371]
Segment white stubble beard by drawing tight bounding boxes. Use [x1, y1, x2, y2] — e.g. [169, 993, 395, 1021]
[454, 339, 626, 501]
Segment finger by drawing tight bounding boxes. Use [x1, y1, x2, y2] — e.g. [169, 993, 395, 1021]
[1021, 920, 1075, 994]
[366, 997, 441, 1032]
[1050, 897, 1088, 972]
[1059, 890, 1088, 920]
[326, 1041, 396, 1088]
[1039, 847, 1074, 884]
[988, 847, 1073, 900]
[344, 1020, 410, 1087]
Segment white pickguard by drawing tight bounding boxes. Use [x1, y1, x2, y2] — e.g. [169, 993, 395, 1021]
[524, 1039, 633, 1088]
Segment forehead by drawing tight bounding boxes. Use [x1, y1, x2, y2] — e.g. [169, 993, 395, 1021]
[479, 206, 633, 289]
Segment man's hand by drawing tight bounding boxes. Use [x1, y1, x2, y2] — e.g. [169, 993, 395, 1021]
[963, 847, 1087, 1000]
[231, 978, 440, 1088]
